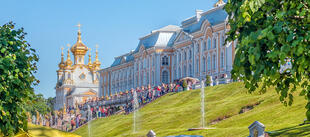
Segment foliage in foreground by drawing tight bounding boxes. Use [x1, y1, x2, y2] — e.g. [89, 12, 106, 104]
[225, 0, 310, 118]
[0, 22, 38, 136]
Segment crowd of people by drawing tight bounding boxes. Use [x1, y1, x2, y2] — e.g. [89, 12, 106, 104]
[32, 81, 196, 131]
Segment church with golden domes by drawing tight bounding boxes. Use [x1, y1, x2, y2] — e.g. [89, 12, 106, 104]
[55, 24, 101, 110]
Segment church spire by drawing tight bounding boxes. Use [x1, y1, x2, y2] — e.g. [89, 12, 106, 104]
[65, 44, 73, 67]
[58, 47, 65, 69]
[93, 44, 101, 70]
[77, 23, 82, 42]
[87, 48, 93, 69]
[95, 45, 99, 62]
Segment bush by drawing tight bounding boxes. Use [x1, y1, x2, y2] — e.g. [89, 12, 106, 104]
[182, 80, 187, 90]
[205, 75, 211, 86]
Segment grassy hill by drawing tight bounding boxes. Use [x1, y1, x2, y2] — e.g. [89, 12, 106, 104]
[73, 82, 309, 137]
[15, 124, 80, 137]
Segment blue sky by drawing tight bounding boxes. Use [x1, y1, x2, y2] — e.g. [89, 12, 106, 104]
[0, 0, 217, 98]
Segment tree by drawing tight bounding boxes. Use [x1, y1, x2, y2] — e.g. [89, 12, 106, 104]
[225, 0, 310, 118]
[24, 94, 51, 116]
[0, 22, 39, 136]
[205, 75, 212, 86]
[47, 97, 55, 113]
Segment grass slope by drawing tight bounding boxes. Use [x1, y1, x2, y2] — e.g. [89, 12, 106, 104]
[15, 124, 80, 137]
[74, 82, 308, 137]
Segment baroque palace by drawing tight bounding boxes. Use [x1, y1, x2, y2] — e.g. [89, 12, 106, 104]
[55, 0, 235, 109]
[55, 24, 101, 110]
[98, 1, 235, 97]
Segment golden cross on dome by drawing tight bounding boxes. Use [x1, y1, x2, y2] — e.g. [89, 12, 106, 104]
[76, 23, 81, 32]
[66, 44, 71, 48]
[61, 46, 64, 55]
[96, 44, 99, 51]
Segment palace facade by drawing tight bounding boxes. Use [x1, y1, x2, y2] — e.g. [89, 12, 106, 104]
[55, 26, 101, 110]
[98, 2, 235, 97]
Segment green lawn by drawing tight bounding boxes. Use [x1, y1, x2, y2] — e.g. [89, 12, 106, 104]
[73, 82, 308, 137]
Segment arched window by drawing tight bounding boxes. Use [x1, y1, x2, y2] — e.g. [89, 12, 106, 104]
[207, 55, 211, 71]
[147, 72, 149, 85]
[152, 71, 155, 85]
[140, 73, 143, 86]
[68, 73, 71, 79]
[203, 57, 206, 72]
[207, 38, 211, 50]
[204, 41, 207, 51]
[178, 67, 181, 79]
[221, 34, 225, 46]
[178, 53, 181, 62]
[184, 51, 187, 60]
[189, 64, 193, 77]
[174, 55, 176, 65]
[221, 51, 224, 68]
[140, 61, 143, 70]
[196, 59, 199, 73]
[196, 44, 200, 53]
[162, 56, 169, 65]
[213, 54, 216, 70]
[144, 59, 147, 68]
[201, 40, 205, 51]
[174, 68, 176, 80]
[189, 49, 192, 59]
[136, 75, 139, 86]
[152, 56, 155, 66]
[213, 37, 217, 49]
[162, 70, 168, 84]
[183, 65, 187, 77]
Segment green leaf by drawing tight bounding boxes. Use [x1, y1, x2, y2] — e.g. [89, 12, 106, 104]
[1, 48, 6, 53]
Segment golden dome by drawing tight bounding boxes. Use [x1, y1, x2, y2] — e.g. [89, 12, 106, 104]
[71, 30, 88, 56]
[58, 47, 65, 69]
[87, 48, 93, 69]
[65, 48, 73, 67]
[92, 45, 101, 70]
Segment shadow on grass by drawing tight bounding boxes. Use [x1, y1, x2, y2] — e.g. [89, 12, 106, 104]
[268, 124, 310, 137]
[29, 126, 62, 137]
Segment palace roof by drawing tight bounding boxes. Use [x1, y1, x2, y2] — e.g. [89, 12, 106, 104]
[182, 5, 227, 33]
[107, 4, 228, 69]
[111, 52, 134, 67]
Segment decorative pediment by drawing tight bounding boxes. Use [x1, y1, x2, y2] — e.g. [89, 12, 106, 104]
[139, 44, 145, 53]
[83, 90, 97, 96]
[121, 56, 126, 63]
[175, 31, 190, 43]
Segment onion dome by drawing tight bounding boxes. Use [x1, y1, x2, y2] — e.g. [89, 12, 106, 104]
[58, 47, 65, 69]
[87, 48, 93, 69]
[71, 23, 88, 56]
[65, 48, 73, 67]
[92, 45, 101, 70]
